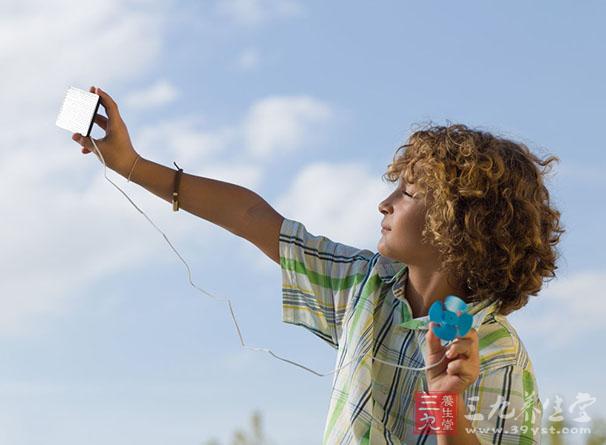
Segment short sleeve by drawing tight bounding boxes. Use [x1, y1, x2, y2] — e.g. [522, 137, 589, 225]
[463, 364, 543, 444]
[279, 217, 376, 349]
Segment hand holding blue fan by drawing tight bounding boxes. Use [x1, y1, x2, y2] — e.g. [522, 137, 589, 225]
[428, 295, 473, 341]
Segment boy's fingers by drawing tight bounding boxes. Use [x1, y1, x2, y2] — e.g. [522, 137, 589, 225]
[426, 322, 445, 357]
[93, 86, 121, 122]
[72, 133, 94, 149]
[91, 87, 122, 131]
[446, 339, 471, 359]
[94, 113, 108, 131]
[446, 358, 468, 375]
[447, 357, 479, 382]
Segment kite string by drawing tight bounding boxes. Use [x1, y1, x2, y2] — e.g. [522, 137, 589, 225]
[87, 136, 450, 382]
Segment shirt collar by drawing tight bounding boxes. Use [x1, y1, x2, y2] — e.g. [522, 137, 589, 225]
[375, 254, 407, 285]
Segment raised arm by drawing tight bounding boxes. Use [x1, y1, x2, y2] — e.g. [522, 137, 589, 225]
[127, 158, 285, 264]
[72, 86, 284, 265]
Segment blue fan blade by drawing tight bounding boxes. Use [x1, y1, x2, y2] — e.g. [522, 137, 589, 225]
[429, 300, 444, 323]
[443, 310, 457, 325]
[433, 323, 457, 341]
[444, 295, 467, 314]
[456, 312, 473, 337]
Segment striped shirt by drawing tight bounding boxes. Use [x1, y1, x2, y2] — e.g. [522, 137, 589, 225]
[279, 217, 542, 444]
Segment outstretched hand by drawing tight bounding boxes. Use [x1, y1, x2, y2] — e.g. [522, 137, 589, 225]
[71, 86, 139, 177]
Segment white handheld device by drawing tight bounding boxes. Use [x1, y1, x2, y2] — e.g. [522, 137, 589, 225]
[56, 86, 101, 137]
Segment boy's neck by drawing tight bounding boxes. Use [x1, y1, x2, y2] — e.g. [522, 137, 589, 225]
[404, 266, 470, 319]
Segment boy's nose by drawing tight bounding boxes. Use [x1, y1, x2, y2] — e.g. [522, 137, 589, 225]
[379, 200, 392, 215]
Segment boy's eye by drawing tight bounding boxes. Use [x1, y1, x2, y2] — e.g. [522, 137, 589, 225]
[402, 190, 413, 198]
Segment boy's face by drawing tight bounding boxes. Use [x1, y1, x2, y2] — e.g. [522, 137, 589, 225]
[377, 179, 439, 266]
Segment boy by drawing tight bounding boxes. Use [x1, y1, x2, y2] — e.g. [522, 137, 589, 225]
[73, 87, 564, 444]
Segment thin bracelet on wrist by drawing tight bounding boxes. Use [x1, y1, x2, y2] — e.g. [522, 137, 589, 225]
[127, 155, 141, 182]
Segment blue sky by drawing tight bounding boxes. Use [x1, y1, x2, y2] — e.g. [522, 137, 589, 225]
[1, 0, 605, 443]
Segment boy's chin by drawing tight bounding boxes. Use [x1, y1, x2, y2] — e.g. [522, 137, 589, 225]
[377, 242, 393, 258]
[377, 243, 408, 264]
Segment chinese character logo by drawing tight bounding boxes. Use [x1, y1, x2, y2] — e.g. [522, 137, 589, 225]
[415, 391, 458, 435]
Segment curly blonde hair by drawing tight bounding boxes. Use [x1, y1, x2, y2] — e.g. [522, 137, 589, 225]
[382, 123, 566, 315]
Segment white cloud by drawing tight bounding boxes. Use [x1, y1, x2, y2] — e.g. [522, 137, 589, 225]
[133, 94, 335, 166]
[134, 115, 236, 166]
[247, 161, 391, 274]
[124, 80, 179, 109]
[0, 147, 185, 336]
[214, 0, 304, 26]
[243, 96, 333, 159]
[0, 0, 179, 337]
[274, 162, 391, 248]
[0, 0, 167, 125]
[508, 270, 606, 349]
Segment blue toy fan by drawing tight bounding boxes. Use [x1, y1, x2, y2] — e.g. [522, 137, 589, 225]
[428, 295, 473, 341]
